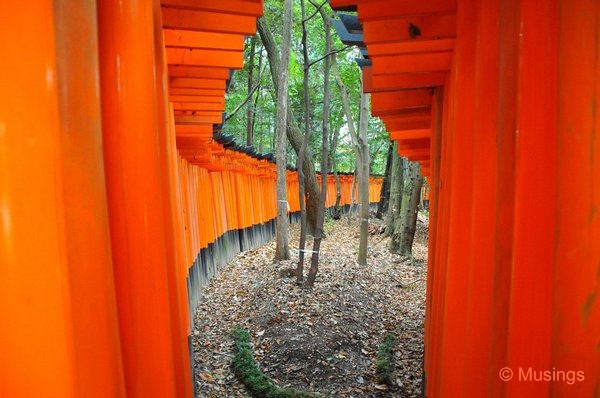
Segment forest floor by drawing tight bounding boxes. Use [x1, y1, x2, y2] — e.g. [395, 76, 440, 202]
[192, 213, 429, 397]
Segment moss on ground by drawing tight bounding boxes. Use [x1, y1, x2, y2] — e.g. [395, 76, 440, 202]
[376, 332, 395, 384]
[232, 326, 316, 398]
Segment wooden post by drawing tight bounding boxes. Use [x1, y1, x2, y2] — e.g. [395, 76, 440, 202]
[435, 0, 477, 394]
[152, 3, 193, 396]
[0, 1, 126, 397]
[553, 0, 600, 395]
[460, 0, 500, 395]
[97, 0, 180, 395]
[504, 0, 558, 396]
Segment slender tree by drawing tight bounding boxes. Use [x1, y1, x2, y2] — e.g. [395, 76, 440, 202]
[376, 142, 393, 219]
[257, 17, 321, 234]
[306, 2, 332, 287]
[251, 45, 264, 143]
[349, 168, 356, 225]
[331, 53, 358, 227]
[329, 126, 342, 219]
[296, 0, 312, 283]
[246, 35, 256, 146]
[356, 82, 370, 266]
[332, 54, 371, 264]
[274, 0, 293, 261]
[388, 158, 406, 252]
[385, 143, 403, 237]
[399, 162, 424, 256]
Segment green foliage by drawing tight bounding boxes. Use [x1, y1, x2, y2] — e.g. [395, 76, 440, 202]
[222, 0, 390, 174]
[323, 216, 336, 235]
[375, 332, 396, 384]
[231, 326, 316, 398]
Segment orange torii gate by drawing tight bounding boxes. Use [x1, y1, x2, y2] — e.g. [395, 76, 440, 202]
[0, 1, 383, 398]
[331, 0, 599, 396]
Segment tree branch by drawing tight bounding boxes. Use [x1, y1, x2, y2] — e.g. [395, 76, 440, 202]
[223, 67, 265, 123]
[308, 45, 352, 68]
[303, 0, 328, 23]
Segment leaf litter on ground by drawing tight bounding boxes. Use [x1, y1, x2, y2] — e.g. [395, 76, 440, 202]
[192, 213, 429, 397]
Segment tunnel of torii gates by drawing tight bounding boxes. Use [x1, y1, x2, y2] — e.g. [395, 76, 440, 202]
[0, 0, 598, 397]
[0, 1, 385, 398]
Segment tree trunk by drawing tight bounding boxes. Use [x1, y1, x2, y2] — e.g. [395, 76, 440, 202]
[331, 54, 360, 227]
[389, 161, 422, 256]
[296, 0, 312, 282]
[256, 89, 264, 153]
[274, 0, 293, 261]
[376, 142, 393, 219]
[349, 168, 356, 225]
[246, 36, 256, 147]
[306, 6, 332, 287]
[399, 163, 423, 256]
[332, 60, 372, 265]
[251, 44, 264, 146]
[329, 126, 342, 219]
[357, 87, 370, 266]
[257, 17, 320, 234]
[385, 144, 403, 237]
[388, 160, 406, 253]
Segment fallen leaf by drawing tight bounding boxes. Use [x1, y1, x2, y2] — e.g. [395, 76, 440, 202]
[191, 216, 429, 397]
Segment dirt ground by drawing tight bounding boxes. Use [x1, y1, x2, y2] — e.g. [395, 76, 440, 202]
[192, 213, 428, 397]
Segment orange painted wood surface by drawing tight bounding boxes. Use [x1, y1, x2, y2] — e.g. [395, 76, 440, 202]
[0, 2, 125, 397]
[168, 65, 231, 79]
[161, 7, 257, 34]
[390, 129, 432, 140]
[164, 29, 244, 50]
[371, 71, 447, 92]
[363, 14, 456, 44]
[342, 0, 600, 396]
[358, 0, 456, 20]
[166, 48, 244, 68]
[98, 0, 180, 396]
[371, 52, 453, 75]
[161, 0, 263, 16]
[553, 1, 600, 396]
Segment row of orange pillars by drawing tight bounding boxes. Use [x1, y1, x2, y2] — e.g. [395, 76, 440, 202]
[0, 1, 384, 397]
[330, 0, 600, 396]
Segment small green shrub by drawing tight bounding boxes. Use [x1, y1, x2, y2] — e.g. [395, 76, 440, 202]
[375, 332, 395, 384]
[231, 326, 316, 398]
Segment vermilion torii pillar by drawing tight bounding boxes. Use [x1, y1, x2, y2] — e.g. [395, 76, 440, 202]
[97, 0, 182, 396]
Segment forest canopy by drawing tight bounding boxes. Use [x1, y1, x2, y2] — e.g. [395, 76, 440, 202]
[221, 0, 389, 175]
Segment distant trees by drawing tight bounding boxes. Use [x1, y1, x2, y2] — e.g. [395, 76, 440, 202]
[245, 35, 263, 147]
[386, 143, 403, 238]
[399, 163, 424, 256]
[388, 160, 423, 257]
[227, 1, 390, 179]
[224, 0, 424, 267]
[376, 143, 393, 219]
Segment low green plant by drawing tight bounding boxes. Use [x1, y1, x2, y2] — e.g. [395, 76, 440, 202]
[231, 326, 316, 398]
[375, 332, 395, 384]
[323, 218, 335, 236]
